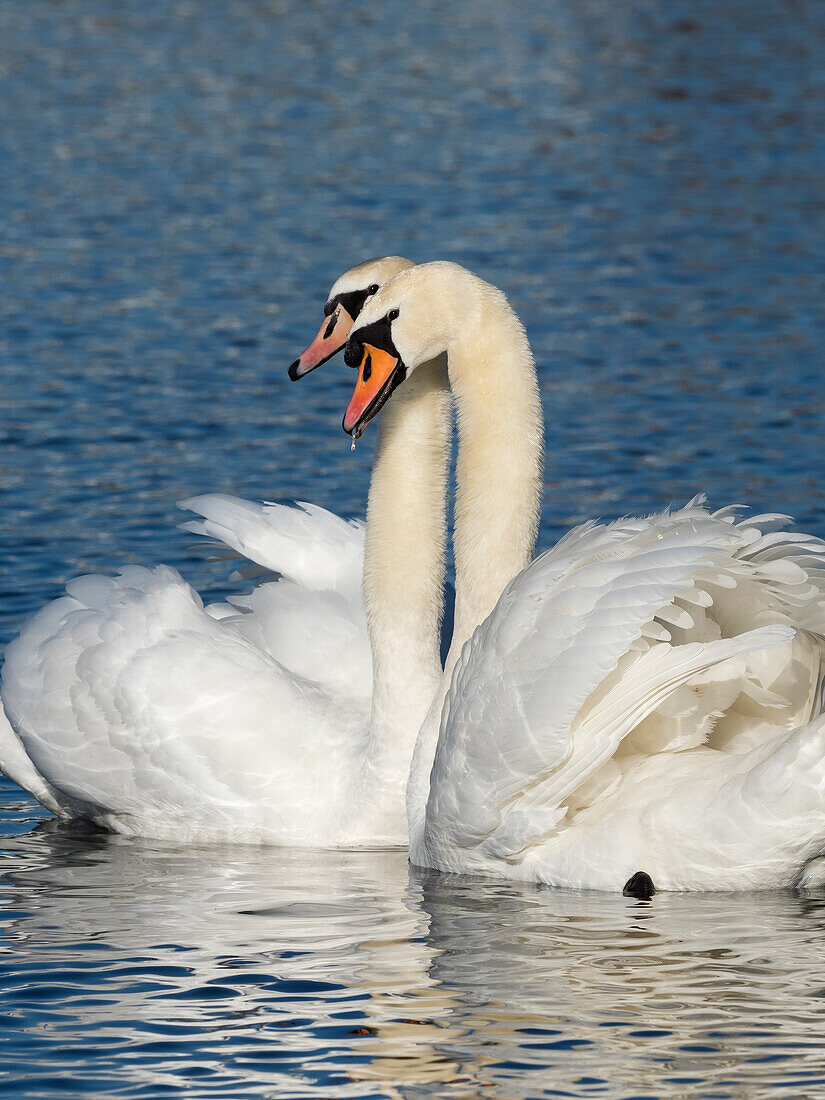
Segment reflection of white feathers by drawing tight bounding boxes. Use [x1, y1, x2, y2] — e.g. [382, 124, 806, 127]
[421, 500, 825, 890]
[4, 833, 825, 1097]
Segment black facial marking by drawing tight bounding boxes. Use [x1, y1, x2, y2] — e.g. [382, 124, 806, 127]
[623, 871, 656, 899]
[348, 312, 398, 358]
[362, 351, 372, 383]
[323, 311, 338, 339]
[325, 286, 373, 324]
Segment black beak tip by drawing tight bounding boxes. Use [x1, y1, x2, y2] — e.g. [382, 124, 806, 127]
[288, 359, 302, 381]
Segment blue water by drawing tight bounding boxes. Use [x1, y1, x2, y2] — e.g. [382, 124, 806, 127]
[1, 0, 824, 1095]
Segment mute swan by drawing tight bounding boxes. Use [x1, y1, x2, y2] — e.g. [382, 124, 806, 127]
[0, 257, 450, 847]
[342, 260, 825, 891]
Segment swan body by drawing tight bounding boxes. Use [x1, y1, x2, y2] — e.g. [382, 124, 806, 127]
[1, 501, 376, 844]
[5, 252, 825, 891]
[424, 503, 825, 891]
[0, 258, 450, 847]
[342, 261, 825, 890]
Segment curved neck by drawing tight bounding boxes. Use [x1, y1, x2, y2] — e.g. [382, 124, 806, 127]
[363, 356, 450, 815]
[448, 287, 544, 663]
[407, 287, 544, 853]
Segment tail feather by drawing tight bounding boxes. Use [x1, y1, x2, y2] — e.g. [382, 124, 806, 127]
[0, 700, 63, 814]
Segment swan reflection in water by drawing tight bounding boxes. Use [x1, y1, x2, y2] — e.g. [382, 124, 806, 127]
[2, 814, 825, 1097]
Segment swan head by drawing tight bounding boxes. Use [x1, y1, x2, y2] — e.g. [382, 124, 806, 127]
[342, 261, 481, 437]
[288, 256, 415, 380]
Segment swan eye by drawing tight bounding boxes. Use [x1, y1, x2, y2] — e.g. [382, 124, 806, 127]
[367, 284, 379, 295]
[387, 308, 399, 322]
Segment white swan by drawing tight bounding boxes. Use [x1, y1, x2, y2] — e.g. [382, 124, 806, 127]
[341, 260, 825, 891]
[0, 257, 450, 847]
[5, 256, 825, 892]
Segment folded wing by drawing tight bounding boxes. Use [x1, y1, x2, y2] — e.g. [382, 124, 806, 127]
[425, 500, 825, 866]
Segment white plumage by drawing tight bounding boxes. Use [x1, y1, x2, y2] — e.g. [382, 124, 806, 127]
[3, 258, 825, 892]
[0, 258, 452, 850]
[420, 500, 825, 889]
[349, 262, 825, 890]
[0, 499, 382, 846]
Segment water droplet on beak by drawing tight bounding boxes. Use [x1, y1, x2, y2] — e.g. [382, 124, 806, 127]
[350, 434, 356, 452]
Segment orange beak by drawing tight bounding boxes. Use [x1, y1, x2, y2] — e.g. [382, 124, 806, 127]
[342, 343, 403, 438]
[288, 306, 354, 380]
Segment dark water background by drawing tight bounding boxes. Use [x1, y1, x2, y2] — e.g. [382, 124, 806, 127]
[1, 0, 824, 1095]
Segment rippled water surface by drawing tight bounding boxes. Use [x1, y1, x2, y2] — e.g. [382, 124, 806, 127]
[1, 0, 825, 1095]
[4, 799, 825, 1098]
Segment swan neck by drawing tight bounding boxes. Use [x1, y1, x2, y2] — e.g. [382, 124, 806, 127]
[407, 285, 544, 856]
[448, 290, 543, 660]
[362, 356, 450, 806]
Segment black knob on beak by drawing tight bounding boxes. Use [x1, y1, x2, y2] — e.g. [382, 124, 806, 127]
[344, 340, 362, 368]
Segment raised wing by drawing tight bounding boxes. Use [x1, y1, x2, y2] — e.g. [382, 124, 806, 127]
[179, 495, 365, 600]
[180, 494, 372, 695]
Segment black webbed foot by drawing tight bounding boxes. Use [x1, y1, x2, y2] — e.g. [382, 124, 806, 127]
[623, 871, 656, 899]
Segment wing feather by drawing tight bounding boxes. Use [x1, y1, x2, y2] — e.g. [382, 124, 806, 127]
[425, 501, 825, 861]
[1, 564, 362, 839]
[179, 495, 364, 599]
